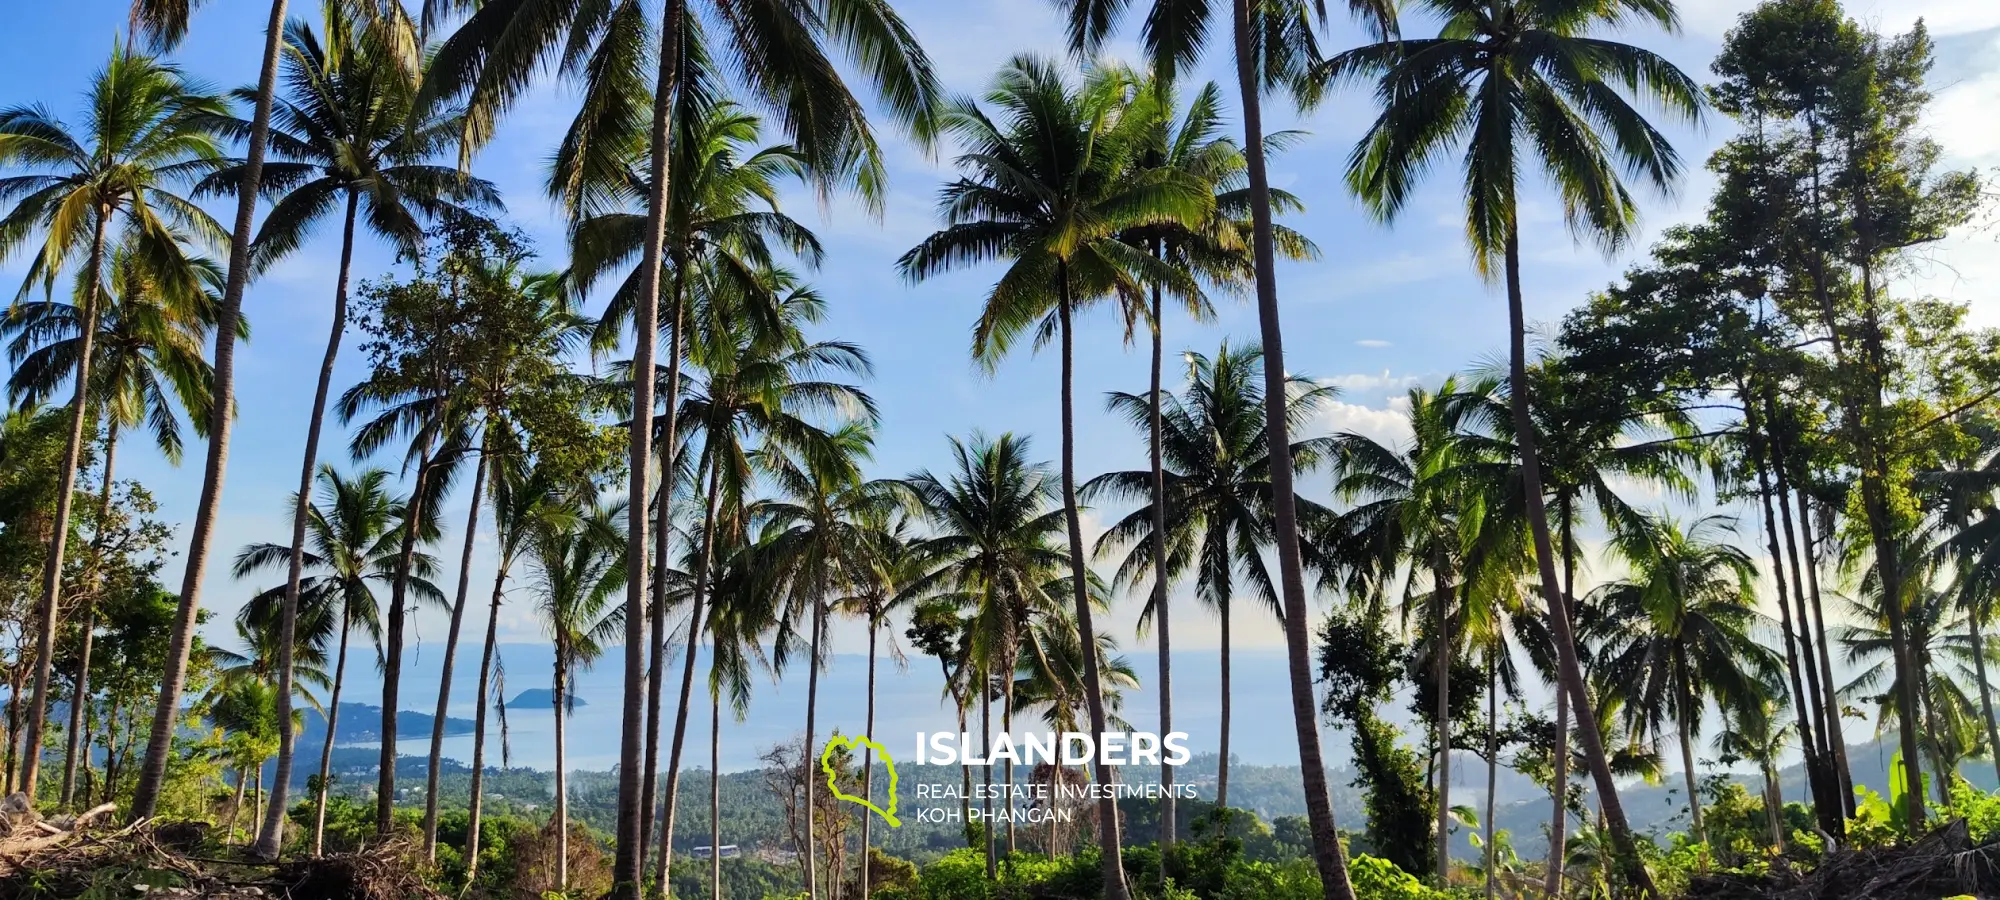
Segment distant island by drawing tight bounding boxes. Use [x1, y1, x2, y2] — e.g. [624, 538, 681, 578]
[508, 688, 586, 709]
[305, 702, 477, 745]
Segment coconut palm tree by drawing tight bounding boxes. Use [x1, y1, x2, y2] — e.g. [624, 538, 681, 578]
[653, 272, 872, 892]
[530, 499, 627, 891]
[426, 2, 937, 887]
[1086, 342, 1338, 810]
[1325, 2, 1703, 888]
[1717, 700, 1792, 849]
[230, 465, 441, 854]
[1056, 0, 1399, 890]
[1587, 514, 1781, 847]
[128, 0, 321, 823]
[203, 612, 333, 835]
[899, 58, 1213, 898]
[195, 11, 497, 854]
[1324, 376, 1505, 879]
[0, 48, 227, 798]
[904, 431, 1069, 875]
[833, 517, 926, 900]
[2, 240, 223, 805]
[754, 424, 899, 895]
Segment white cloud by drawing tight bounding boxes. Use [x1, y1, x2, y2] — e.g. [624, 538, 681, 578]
[1314, 398, 1414, 447]
[1354, 339, 1392, 348]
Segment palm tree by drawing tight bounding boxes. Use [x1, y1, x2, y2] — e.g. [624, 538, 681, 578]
[2, 241, 222, 805]
[426, 2, 937, 888]
[755, 424, 898, 898]
[654, 273, 872, 892]
[1324, 376, 1503, 880]
[899, 58, 1213, 898]
[1086, 342, 1338, 810]
[129, 0, 306, 823]
[1057, 0, 1399, 890]
[230, 465, 439, 854]
[1717, 700, 1791, 849]
[195, 11, 496, 854]
[202, 614, 332, 841]
[0, 48, 227, 798]
[1326, 1, 1703, 889]
[833, 518, 926, 899]
[904, 432, 1069, 875]
[566, 102, 818, 869]
[463, 459, 583, 878]
[1587, 514, 1780, 847]
[530, 499, 627, 891]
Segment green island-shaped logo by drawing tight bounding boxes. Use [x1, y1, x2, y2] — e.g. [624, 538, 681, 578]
[820, 735, 899, 827]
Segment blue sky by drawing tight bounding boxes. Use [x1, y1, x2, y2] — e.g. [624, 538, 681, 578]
[4, 0, 1998, 665]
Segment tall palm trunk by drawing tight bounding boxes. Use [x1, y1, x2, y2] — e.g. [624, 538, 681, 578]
[1003, 663, 1017, 858]
[1770, 448, 1831, 769]
[1146, 280, 1175, 850]
[1762, 763, 1784, 848]
[1483, 650, 1497, 900]
[1544, 509, 1574, 897]
[231, 766, 249, 843]
[377, 453, 434, 833]
[1432, 556, 1451, 883]
[654, 454, 721, 896]
[615, 1, 686, 891]
[1229, 5, 1352, 896]
[860, 615, 879, 900]
[804, 597, 823, 900]
[954, 675, 971, 844]
[311, 611, 351, 855]
[642, 249, 691, 889]
[979, 672, 995, 876]
[1501, 226, 1657, 899]
[1675, 662, 1705, 848]
[424, 443, 489, 856]
[710, 689, 722, 900]
[555, 658, 570, 890]
[465, 559, 509, 878]
[1054, 275, 1127, 900]
[61, 419, 120, 807]
[132, 0, 288, 823]
[1218, 596, 1231, 808]
[254, 190, 359, 857]
[20, 207, 109, 797]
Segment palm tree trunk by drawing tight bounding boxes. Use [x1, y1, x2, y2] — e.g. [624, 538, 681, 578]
[1544, 507, 1575, 898]
[643, 259, 691, 896]
[60, 419, 120, 807]
[131, 0, 288, 824]
[615, 0, 687, 890]
[1763, 764, 1784, 848]
[1792, 493, 1852, 812]
[1054, 274, 1128, 900]
[654, 454, 722, 896]
[311, 612, 350, 856]
[231, 766, 249, 844]
[1483, 650, 1497, 900]
[1501, 225, 1657, 899]
[1676, 666, 1705, 848]
[423, 443, 487, 857]
[555, 658, 570, 891]
[860, 614, 878, 900]
[1228, 4, 1353, 897]
[982, 675, 995, 878]
[20, 206, 109, 798]
[1219, 598, 1231, 809]
[465, 560, 508, 879]
[1433, 555, 1451, 883]
[805, 598, 823, 900]
[253, 189, 358, 858]
[1146, 278, 1175, 852]
[955, 678, 971, 846]
[1003, 662, 1017, 859]
[710, 690, 722, 900]
[377, 453, 434, 834]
